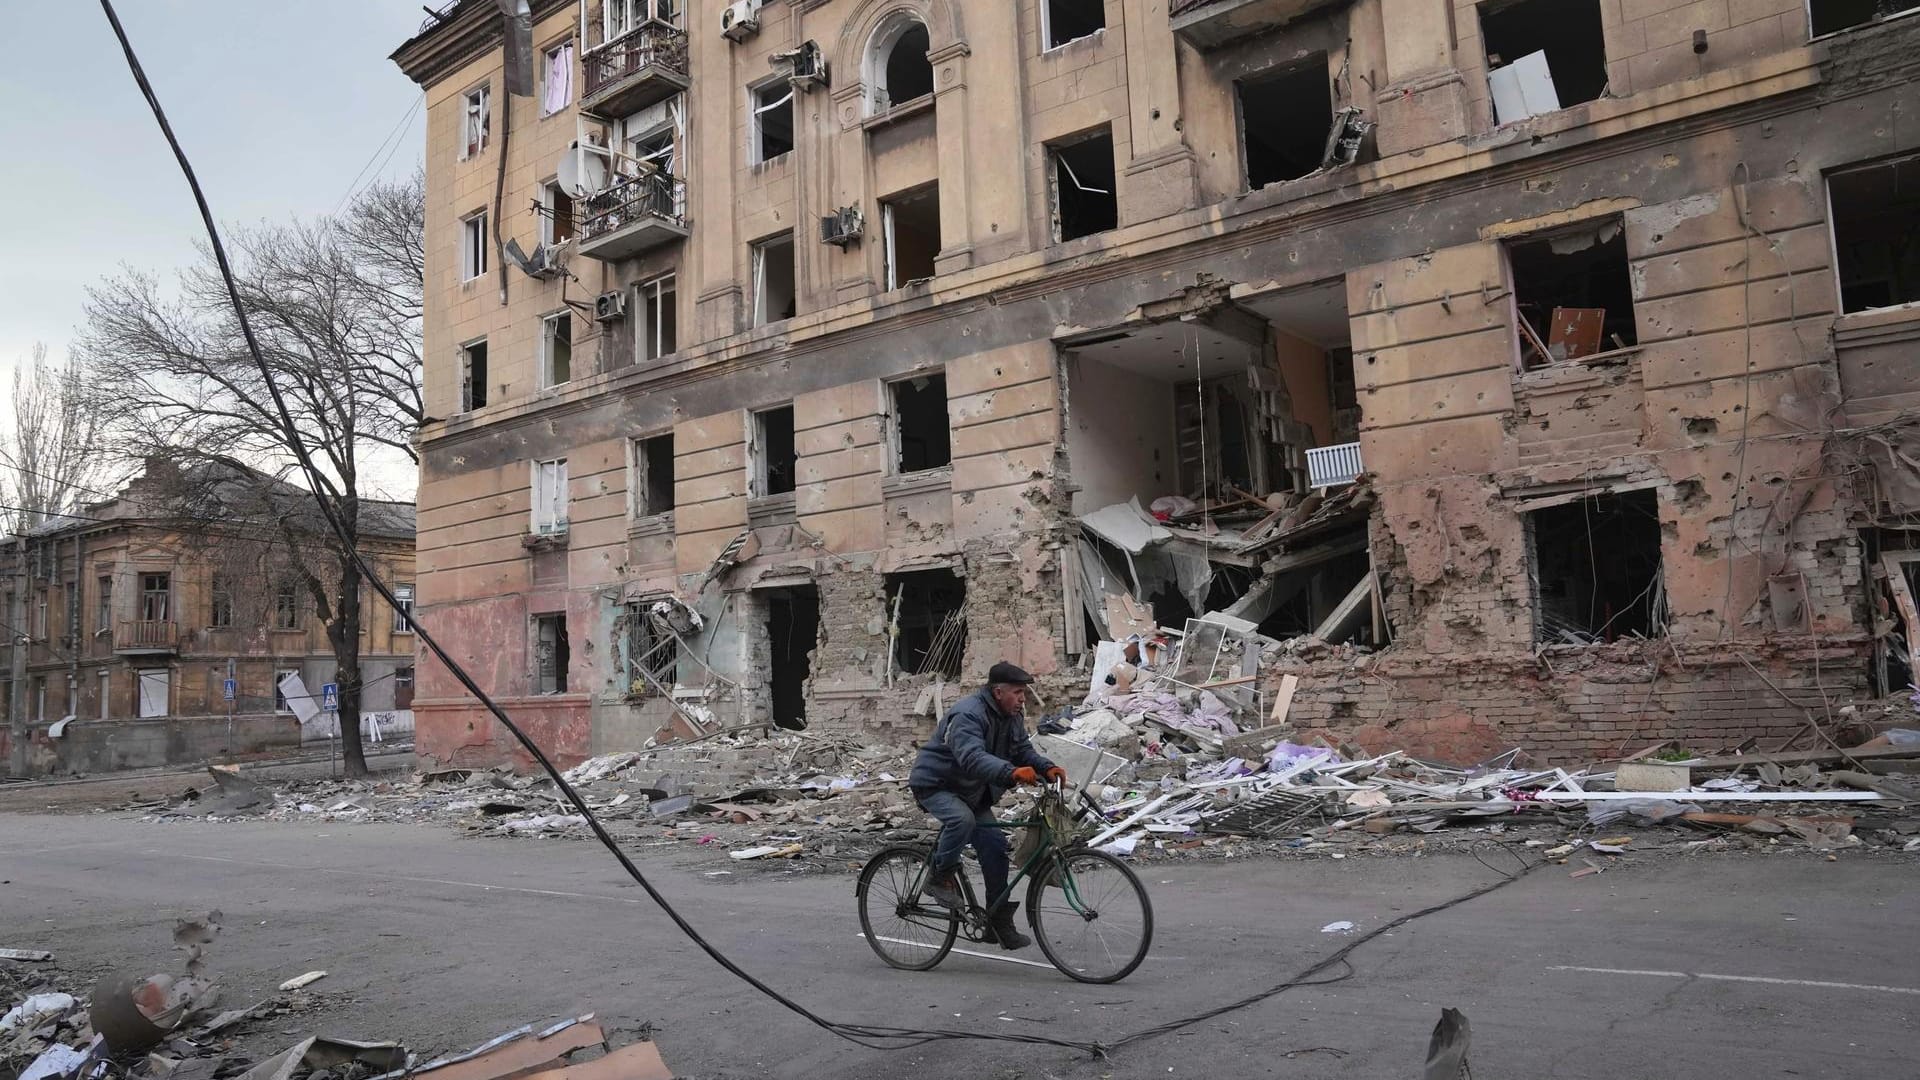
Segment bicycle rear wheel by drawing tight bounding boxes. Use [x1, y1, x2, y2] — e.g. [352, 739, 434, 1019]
[857, 845, 958, 971]
[1028, 848, 1153, 983]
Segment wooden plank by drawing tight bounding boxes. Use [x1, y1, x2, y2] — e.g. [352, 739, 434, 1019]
[1883, 553, 1920, 682]
[1547, 307, 1607, 360]
[1516, 314, 1554, 367]
[1690, 745, 1920, 770]
[1314, 575, 1374, 642]
[1270, 673, 1300, 725]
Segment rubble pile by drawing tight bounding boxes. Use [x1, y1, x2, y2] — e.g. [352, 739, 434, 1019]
[1, 936, 670, 1080]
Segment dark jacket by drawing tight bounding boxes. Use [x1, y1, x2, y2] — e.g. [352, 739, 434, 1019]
[909, 686, 1057, 808]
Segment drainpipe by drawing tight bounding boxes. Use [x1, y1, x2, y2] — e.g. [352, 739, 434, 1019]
[7, 539, 26, 777]
[68, 532, 81, 727]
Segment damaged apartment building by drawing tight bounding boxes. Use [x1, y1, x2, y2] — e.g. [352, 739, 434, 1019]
[394, 0, 1920, 769]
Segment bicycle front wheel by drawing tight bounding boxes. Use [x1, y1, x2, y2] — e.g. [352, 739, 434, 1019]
[1028, 848, 1153, 983]
[857, 845, 958, 971]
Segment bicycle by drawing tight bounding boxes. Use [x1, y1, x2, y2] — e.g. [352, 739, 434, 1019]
[855, 781, 1154, 984]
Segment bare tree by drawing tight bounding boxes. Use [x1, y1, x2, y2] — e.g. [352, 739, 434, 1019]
[1, 343, 106, 534]
[78, 174, 424, 777]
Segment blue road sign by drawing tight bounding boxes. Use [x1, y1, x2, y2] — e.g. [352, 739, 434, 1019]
[321, 683, 339, 712]
[222, 678, 237, 701]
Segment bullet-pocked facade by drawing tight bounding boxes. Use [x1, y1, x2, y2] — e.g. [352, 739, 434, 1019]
[394, 0, 1920, 769]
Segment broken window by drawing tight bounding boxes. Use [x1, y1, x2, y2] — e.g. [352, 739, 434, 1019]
[540, 181, 575, 244]
[1829, 155, 1920, 312]
[753, 405, 797, 497]
[542, 39, 574, 116]
[395, 665, 416, 709]
[881, 185, 941, 289]
[636, 274, 678, 360]
[459, 339, 488, 412]
[95, 574, 111, 634]
[461, 85, 491, 159]
[1239, 56, 1332, 189]
[869, 16, 934, 112]
[751, 80, 794, 163]
[890, 373, 952, 473]
[765, 586, 819, 729]
[624, 601, 680, 696]
[1045, 0, 1105, 49]
[392, 584, 415, 634]
[273, 582, 301, 631]
[1480, 0, 1607, 124]
[752, 232, 797, 326]
[534, 613, 570, 694]
[1049, 128, 1118, 242]
[1506, 219, 1636, 367]
[1812, 0, 1920, 36]
[461, 211, 489, 280]
[631, 433, 675, 516]
[274, 668, 298, 713]
[210, 577, 235, 629]
[1527, 489, 1665, 644]
[628, 122, 677, 176]
[540, 311, 572, 389]
[532, 458, 570, 533]
[603, 0, 679, 42]
[885, 569, 966, 678]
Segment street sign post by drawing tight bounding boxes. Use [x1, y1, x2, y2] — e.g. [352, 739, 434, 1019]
[321, 682, 339, 777]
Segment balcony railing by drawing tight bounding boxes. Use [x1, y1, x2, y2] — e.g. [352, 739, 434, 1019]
[1305, 442, 1364, 489]
[582, 22, 690, 115]
[579, 172, 689, 260]
[115, 619, 180, 653]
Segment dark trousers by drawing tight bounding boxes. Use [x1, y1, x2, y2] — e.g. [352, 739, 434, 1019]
[915, 788, 1010, 909]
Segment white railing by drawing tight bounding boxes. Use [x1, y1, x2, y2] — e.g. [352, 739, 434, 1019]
[1306, 442, 1363, 488]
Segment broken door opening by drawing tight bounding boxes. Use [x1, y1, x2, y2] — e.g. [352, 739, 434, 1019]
[1239, 56, 1332, 189]
[881, 185, 941, 289]
[535, 613, 571, 693]
[1506, 220, 1636, 367]
[891, 373, 952, 473]
[1480, 0, 1607, 123]
[753, 405, 797, 496]
[766, 585, 818, 729]
[1049, 129, 1118, 242]
[1527, 489, 1665, 645]
[1829, 154, 1920, 312]
[886, 568, 966, 678]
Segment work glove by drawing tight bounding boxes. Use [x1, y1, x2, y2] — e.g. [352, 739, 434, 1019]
[1043, 767, 1068, 784]
[1011, 766, 1041, 786]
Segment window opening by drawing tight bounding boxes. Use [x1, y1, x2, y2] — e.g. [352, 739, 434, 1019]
[392, 584, 415, 634]
[628, 124, 677, 175]
[541, 181, 576, 244]
[1829, 155, 1920, 312]
[636, 274, 678, 360]
[624, 601, 680, 696]
[1049, 129, 1118, 242]
[753, 405, 797, 496]
[1812, 0, 1920, 36]
[273, 582, 300, 630]
[395, 665, 416, 709]
[535, 613, 571, 694]
[95, 575, 111, 634]
[533, 458, 570, 533]
[542, 40, 574, 115]
[1045, 0, 1106, 49]
[752, 233, 797, 326]
[885, 568, 966, 678]
[139, 571, 170, 622]
[462, 85, 491, 159]
[890, 374, 952, 473]
[462, 211, 489, 280]
[766, 585, 819, 729]
[883, 23, 933, 106]
[137, 669, 168, 719]
[1239, 56, 1332, 189]
[540, 311, 573, 388]
[1480, 0, 1607, 123]
[460, 339, 489, 411]
[210, 577, 235, 628]
[881, 185, 941, 289]
[632, 433, 676, 516]
[752, 81, 795, 163]
[604, 0, 679, 41]
[1527, 489, 1665, 644]
[275, 668, 299, 713]
[1506, 219, 1636, 368]
[99, 669, 110, 720]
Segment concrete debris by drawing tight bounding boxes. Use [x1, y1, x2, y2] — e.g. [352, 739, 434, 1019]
[0, 950, 55, 963]
[275, 972, 326, 992]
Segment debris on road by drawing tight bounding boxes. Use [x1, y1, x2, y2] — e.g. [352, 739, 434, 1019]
[0, 950, 54, 963]
[276, 972, 326, 992]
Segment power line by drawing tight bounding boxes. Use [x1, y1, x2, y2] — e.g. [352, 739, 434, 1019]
[333, 93, 425, 216]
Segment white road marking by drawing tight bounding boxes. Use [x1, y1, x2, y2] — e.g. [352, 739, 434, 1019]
[858, 933, 1057, 970]
[1550, 965, 1920, 996]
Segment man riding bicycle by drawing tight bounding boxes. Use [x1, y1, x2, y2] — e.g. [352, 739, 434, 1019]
[908, 661, 1066, 951]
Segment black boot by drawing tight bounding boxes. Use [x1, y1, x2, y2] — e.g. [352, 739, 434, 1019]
[982, 902, 1031, 951]
[923, 867, 964, 913]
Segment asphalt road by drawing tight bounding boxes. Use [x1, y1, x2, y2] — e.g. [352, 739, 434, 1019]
[1, 814, 1915, 1078]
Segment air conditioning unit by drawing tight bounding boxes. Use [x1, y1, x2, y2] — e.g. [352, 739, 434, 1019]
[594, 290, 628, 322]
[720, 0, 763, 42]
[819, 206, 864, 248]
[775, 40, 828, 91]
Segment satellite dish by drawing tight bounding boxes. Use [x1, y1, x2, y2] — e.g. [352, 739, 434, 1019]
[557, 144, 608, 197]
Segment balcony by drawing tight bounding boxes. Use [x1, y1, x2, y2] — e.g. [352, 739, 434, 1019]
[579, 172, 689, 261]
[1169, 0, 1346, 49]
[1305, 442, 1363, 489]
[115, 619, 180, 654]
[581, 22, 690, 119]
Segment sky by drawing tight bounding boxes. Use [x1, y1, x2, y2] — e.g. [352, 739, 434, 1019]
[0, 1, 430, 500]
